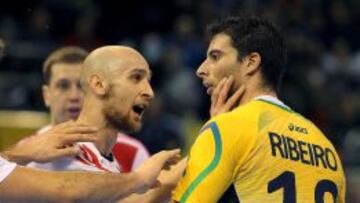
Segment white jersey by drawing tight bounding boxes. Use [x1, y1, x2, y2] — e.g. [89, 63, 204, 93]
[0, 156, 16, 183]
[28, 125, 150, 173]
[114, 132, 150, 172]
[27, 142, 121, 172]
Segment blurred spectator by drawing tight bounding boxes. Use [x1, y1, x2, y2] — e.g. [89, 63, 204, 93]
[62, 8, 104, 50]
[135, 96, 184, 154]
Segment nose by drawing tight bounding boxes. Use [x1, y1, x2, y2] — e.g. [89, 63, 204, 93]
[196, 60, 208, 79]
[69, 85, 82, 103]
[143, 81, 155, 100]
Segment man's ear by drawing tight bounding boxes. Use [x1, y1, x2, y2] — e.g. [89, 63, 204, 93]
[88, 74, 109, 96]
[42, 85, 50, 107]
[245, 52, 261, 75]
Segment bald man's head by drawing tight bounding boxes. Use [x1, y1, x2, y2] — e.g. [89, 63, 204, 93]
[79, 45, 154, 132]
[81, 46, 149, 94]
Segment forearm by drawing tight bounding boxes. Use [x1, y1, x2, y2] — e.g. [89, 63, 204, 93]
[71, 171, 146, 202]
[119, 158, 187, 203]
[0, 166, 145, 202]
[1, 150, 32, 165]
[118, 182, 175, 203]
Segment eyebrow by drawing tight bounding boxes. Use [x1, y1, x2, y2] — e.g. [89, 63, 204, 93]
[207, 49, 223, 57]
[130, 68, 152, 80]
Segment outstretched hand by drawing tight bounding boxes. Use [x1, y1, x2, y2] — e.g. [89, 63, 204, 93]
[210, 76, 245, 118]
[5, 121, 98, 165]
[134, 149, 181, 194]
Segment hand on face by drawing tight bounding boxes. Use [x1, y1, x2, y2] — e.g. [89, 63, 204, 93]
[9, 121, 98, 164]
[210, 75, 245, 118]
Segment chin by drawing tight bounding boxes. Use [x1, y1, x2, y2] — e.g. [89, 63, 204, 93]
[129, 122, 142, 133]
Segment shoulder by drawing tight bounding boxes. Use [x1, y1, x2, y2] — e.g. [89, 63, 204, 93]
[207, 101, 262, 130]
[116, 133, 149, 152]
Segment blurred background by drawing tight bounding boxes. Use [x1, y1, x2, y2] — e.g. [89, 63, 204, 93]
[0, 0, 359, 202]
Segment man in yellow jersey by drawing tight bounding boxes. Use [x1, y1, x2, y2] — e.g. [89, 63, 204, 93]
[173, 15, 346, 203]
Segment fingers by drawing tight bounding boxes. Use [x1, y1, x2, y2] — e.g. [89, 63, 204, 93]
[52, 120, 97, 133]
[217, 76, 234, 105]
[63, 126, 98, 134]
[171, 157, 188, 173]
[163, 153, 181, 170]
[211, 78, 227, 107]
[224, 85, 245, 110]
[39, 145, 81, 162]
[61, 133, 98, 145]
[210, 75, 247, 118]
[53, 120, 76, 131]
[152, 149, 181, 169]
[162, 149, 181, 170]
[47, 122, 98, 146]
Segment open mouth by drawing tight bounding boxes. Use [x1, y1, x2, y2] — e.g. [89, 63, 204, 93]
[132, 104, 146, 116]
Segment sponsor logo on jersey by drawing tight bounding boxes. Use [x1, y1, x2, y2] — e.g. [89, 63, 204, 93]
[288, 123, 308, 134]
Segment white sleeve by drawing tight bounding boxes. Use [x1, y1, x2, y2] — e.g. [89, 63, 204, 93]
[0, 156, 17, 183]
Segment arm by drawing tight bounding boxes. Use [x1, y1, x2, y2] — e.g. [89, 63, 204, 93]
[172, 121, 237, 203]
[0, 149, 180, 202]
[118, 158, 187, 203]
[0, 166, 145, 203]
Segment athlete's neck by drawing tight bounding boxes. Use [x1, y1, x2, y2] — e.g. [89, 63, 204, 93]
[238, 83, 277, 106]
[76, 98, 117, 156]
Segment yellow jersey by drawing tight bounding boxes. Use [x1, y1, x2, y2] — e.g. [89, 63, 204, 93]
[173, 96, 345, 203]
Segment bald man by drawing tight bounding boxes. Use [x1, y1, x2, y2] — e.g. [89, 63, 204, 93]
[36, 46, 150, 173]
[27, 46, 186, 202]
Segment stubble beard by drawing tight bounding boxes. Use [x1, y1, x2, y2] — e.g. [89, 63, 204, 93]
[103, 105, 140, 133]
[101, 84, 141, 133]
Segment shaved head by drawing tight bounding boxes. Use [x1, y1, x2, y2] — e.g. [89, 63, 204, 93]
[81, 46, 148, 92]
[79, 45, 153, 132]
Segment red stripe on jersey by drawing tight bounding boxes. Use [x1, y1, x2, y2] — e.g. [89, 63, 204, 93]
[112, 143, 138, 173]
[79, 145, 110, 172]
[75, 155, 91, 166]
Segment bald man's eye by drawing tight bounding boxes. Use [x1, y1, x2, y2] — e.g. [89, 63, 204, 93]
[130, 74, 143, 82]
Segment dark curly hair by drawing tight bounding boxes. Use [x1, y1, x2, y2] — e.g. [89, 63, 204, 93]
[207, 15, 287, 93]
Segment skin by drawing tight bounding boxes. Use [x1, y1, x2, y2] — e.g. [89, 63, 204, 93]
[77, 46, 154, 156]
[0, 148, 181, 203]
[209, 76, 245, 118]
[0, 121, 182, 202]
[0, 46, 183, 202]
[76, 46, 185, 202]
[2, 121, 98, 165]
[196, 32, 276, 111]
[172, 32, 278, 203]
[0, 40, 181, 202]
[43, 63, 84, 125]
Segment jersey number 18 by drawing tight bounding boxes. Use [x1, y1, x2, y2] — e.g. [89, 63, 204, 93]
[268, 171, 338, 203]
